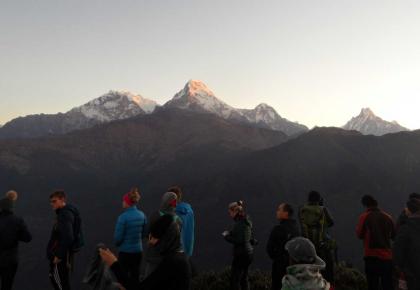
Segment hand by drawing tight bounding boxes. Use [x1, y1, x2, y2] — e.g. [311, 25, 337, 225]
[99, 248, 118, 267]
[53, 256, 61, 264]
[222, 230, 230, 237]
[148, 234, 159, 246]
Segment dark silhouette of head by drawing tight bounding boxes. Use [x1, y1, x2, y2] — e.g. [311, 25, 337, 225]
[308, 191, 322, 204]
[409, 192, 420, 199]
[361, 195, 378, 208]
[407, 198, 420, 214]
[168, 185, 183, 201]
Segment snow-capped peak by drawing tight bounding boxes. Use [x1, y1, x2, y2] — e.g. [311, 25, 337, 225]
[343, 108, 408, 136]
[69, 90, 157, 122]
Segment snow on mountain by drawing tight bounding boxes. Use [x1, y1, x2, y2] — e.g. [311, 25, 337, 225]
[70, 90, 157, 122]
[164, 80, 308, 135]
[343, 108, 409, 136]
[165, 80, 240, 119]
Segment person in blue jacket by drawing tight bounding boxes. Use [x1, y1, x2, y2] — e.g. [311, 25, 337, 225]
[168, 186, 195, 257]
[114, 188, 147, 284]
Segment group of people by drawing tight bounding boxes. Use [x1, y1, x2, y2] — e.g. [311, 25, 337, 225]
[0, 187, 419, 290]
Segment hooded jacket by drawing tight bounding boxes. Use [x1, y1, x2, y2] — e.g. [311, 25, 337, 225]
[224, 215, 253, 257]
[393, 214, 420, 283]
[281, 264, 330, 290]
[176, 202, 195, 257]
[0, 199, 32, 267]
[114, 206, 147, 253]
[46, 204, 79, 260]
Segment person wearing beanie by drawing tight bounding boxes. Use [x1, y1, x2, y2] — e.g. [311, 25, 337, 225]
[143, 192, 182, 278]
[101, 214, 191, 290]
[393, 197, 420, 290]
[0, 194, 32, 290]
[281, 237, 330, 290]
[114, 188, 147, 285]
[223, 200, 254, 290]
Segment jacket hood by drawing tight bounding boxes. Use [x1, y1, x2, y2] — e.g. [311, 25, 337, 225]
[176, 202, 193, 215]
[235, 214, 252, 227]
[282, 264, 330, 290]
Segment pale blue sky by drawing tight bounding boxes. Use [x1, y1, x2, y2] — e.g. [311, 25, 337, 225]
[1, 0, 420, 129]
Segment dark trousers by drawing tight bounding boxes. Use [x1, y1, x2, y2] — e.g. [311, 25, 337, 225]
[231, 254, 253, 290]
[0, 264, 18, 290]
[364, 257, 393, 290]
[49, 261, 71, 290]
[318, 246, 335, 284]
[118, 252, 142, 284]
[271, 260, 288, 290]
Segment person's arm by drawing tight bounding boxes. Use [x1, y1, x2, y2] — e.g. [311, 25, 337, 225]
[266, 227, 278, 259]
[18, 218, 32, 243]
[141, 215, 148, 241]
[356, 213, 366, 239]
[55, 210, 74, 260]
[393, 225, 409, 271]
[114, 215, 125, 247]
[224, 223, 243, 244]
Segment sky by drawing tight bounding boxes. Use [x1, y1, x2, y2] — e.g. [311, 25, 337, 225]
[1, 0, 420, 129]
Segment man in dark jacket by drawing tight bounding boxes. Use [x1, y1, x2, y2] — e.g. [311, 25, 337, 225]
[393, 197, 420, 290]
[267, 203, 300, 290]
[0, 196, 32, 290]
[47, 190, 81, 290]
[356, 195, 395, 290]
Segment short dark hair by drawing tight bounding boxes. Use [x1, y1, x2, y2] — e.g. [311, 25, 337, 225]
[361, 195, 378, 208]
[282, 203, 294, 217]
[407, 197, 420, 214]
[308, 191, 321, 203]
[409, 192, 420, 199]
[168, 186, 183, 201]
[50, 190, 66, 200]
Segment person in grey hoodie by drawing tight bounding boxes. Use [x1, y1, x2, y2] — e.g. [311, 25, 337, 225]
[143, 192, 182, 277]
[393, 197, 420, 290]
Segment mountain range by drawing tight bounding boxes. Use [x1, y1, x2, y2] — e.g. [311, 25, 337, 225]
[2, 79, 409, 139]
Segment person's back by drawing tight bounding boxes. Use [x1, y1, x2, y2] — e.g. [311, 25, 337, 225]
[115, 206, 147, 253]
[0, 197, 32, 290]
[356, 195, 395, 290]
[175, 202, 194, 257]
[393, 197, 420, 290]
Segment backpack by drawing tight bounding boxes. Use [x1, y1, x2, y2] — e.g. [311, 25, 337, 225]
[299, 205, 326, 249]
[67, 206, 85, 253]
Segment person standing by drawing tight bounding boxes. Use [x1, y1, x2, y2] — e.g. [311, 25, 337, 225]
[47, 190, 83, 290]
[393, 197, 420, 290]
[299, 191, 335, 283]
[266, 203, 300, 290]
[396, 193, 420, 230]
[0, 193, 32, 290]
[114, 188, 147, 285]
[223, 200, 254, 290]
[168, 186, 195, 258]
[356, 195, 395, 290]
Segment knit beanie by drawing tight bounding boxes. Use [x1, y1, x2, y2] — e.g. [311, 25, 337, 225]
[160, 192, 177, 212]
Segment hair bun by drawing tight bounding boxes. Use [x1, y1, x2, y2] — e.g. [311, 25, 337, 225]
[237, 200, 243, 206]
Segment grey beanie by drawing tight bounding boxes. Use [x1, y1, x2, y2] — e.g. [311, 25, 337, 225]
[285, 237, 325, 267]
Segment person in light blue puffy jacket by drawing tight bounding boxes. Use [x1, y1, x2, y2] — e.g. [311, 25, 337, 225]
[169, 186, 195, 257]
[114, 188, 147, 284]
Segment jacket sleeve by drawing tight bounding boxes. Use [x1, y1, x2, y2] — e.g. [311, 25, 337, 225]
[56, 210, 75, 259]
[323, 207, 334, 228]
[266, 227, 278, 260]
[114, 215, 125, 247]
[393, 224, 409, 271]
[356, 213, 367, 239]
[225, 222, 248, 244]
[141, 215, 149, 241]
[18, 218, 32, 243]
